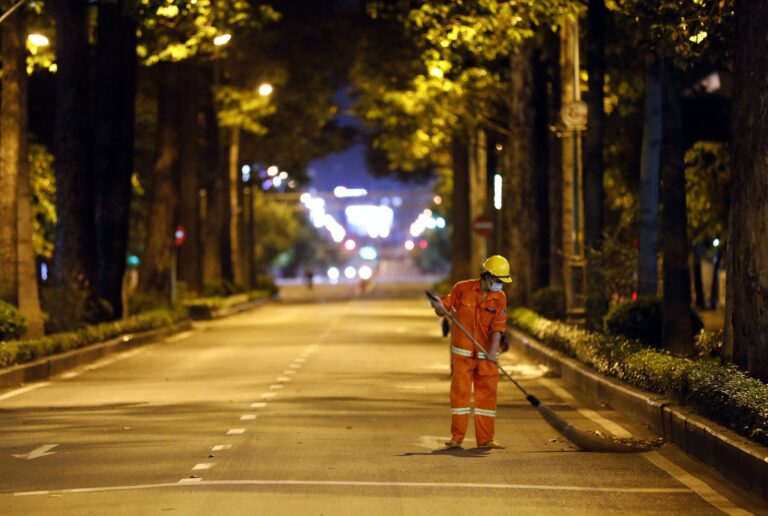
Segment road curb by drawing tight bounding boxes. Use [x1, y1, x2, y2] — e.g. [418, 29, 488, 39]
[0, 321, 193, 389]
[187, 298, 270, 320]
[508, 328, 768, 502]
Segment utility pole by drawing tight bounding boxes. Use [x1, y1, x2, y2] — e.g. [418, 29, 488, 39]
[559, 18, 588, 324]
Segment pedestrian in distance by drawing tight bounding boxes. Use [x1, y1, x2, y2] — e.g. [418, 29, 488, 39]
[428, 255, 511, 450]
[304, 268, 314, 290]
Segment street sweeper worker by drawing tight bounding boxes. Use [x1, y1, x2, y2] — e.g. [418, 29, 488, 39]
[429, 255, 511, 450]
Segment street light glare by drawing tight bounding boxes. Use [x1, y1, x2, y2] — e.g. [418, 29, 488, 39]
[258, 83, 274, 96]
[213, 33, 232, 46]
[28, 33, 49, 47]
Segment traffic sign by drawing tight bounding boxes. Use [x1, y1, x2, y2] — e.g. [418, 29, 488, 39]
[472, 214, 494, 237]
[174, 225, 186, 247]
[561, 101, 588, 130]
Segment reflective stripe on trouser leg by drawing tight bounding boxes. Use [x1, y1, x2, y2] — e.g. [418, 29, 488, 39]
[474, 359, 500, 445]
[450, 355, 476, 443]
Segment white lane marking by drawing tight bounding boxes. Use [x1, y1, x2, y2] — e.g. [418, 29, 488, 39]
[0, 383, 50, 402]
[211, 445, 231, 452]
[250, 402, 267, 409]
[284, 370, 296, 375]
[12, 444, 58, 460]
[538, 378, 751, 514]
[269, 384, 283, 390]
[226, 429, 245, 435]
[12, 479, 693, 496]
[192, 463, 212, 471]
[540, 379, 632, 438]
[644, 452, 752, 516]
[166, 331, 195, 343]
[294, 357, 306, 363]
[240, 415, 257, 421]
[60, 348, 148, 380]
[276, 376, 290, 382]
[289, 364, 302, 369]
[261, 393, 275, 399]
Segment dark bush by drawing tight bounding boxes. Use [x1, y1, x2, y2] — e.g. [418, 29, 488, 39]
[253, 275, 278, 296]
[531, 287, 566, 320]
[604, 297, 703, 347]
[0, 300, 27, 341]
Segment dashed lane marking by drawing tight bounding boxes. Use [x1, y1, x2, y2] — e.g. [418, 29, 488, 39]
[261, 393, 276, 399]
[226, 429, 245, 435]
[269, 384, 284, 390]
[250, 402, 267, 408]
[240, 415, 257, 421]
[192, 464, 212, 471]
[0, 383, 50, 402]
[211, 445, 231, 452]
[276, 376, 290, 382]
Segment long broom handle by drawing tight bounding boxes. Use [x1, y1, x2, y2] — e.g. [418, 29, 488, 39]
[426, 291, 534, 400]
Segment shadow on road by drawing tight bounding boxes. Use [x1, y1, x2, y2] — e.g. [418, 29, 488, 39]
[398, 447, 492, 458]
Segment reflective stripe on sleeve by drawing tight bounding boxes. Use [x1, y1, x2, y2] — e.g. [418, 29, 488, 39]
[474, 408, 496, 417]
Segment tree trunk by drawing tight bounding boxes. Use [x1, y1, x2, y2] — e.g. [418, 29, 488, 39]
[200, 65, 223, 287]
[228, 126, 243, 286]
[504, 45, 539, 306]
[0, 10, 23, 305]
[177, 63, 203, 294]
[584, 0, 605, 250]
[450, 135, 472, 281]
[548, 34, 564, 289]
[637, 58, 662, 297]
[139, 62, 180, 300]
[92, 0, 137, 318]
[14, 10, 44, 337]
[725, 0, 768, 379]
[660, 58, 693, 355]
[53, 0, 94, 291]
[533, 49, 550, 288]
[710, 245, 723, 310]
[692, 243, 705, 310]
[468, 128, 487, 269]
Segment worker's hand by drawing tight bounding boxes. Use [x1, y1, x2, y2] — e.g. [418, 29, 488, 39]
[429, 299, 447, 316]
[486, 347, 499, 362]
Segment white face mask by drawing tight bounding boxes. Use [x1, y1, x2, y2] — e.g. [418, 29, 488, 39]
[489, 282, 503, 292]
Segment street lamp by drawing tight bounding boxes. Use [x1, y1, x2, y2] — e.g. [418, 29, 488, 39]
[258, 83, 273, 97]
[213, 33, 232, 46]
[27, 33, 49, 47]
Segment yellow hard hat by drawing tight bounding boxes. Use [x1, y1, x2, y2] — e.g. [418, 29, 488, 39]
[482, 255, 512, 283]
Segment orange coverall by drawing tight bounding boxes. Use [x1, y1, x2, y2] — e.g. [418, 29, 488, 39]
[441, 279, 507, 445]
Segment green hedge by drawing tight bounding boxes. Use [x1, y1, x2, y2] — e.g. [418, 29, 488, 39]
[509, 307, 768, 445]
[183, 289, 271, 319]
[0, 308, 188, 369]
[0, 300, 27, 341]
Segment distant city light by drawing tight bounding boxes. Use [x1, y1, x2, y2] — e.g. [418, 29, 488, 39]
[419, 240, 428, 250]
[267, 166, 279, 177]
[334, 186, 368, 198]
[409, 208, 443, 238]
[359, 246, 378, 261]
[358, 266, 373, 280]
[241, 165, 251, 182]
[433, 195, 442, 205]
[392, 196, 403, 207]
[404, 240, 415, 251]
[344, 239, 357, 251]
[278, 171, 288, 180]
[127, 255, 140, 267]
[40, 262, 48, 281]
[429, 66, 444, 78]
[300, 193, 312, 204]
[327, 267, 340, 282]
[436, 217, 446, 228]
[713, 238, 720, 247]
[288, 180, 296, 189]
[494, 174, 503, 210]
[213, 33, 232, 46]
[273, 177, 282, 188]
[258, 83, 273, 96]
[345, 205, 393, 239]
[495, 143, 503, 152]
[262, 179, 272, 190]
[344, 266, 357, 279]
[27, 34, 49, 47]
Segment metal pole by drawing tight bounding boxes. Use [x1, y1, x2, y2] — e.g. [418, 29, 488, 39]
[0, 0, 28, 26]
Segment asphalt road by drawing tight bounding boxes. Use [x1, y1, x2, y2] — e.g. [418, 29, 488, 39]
[0, 297, 765, 515]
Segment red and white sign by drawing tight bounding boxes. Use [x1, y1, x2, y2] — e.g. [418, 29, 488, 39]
[472, 214, 494, 237]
